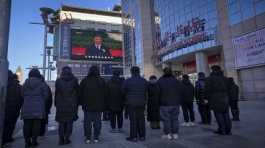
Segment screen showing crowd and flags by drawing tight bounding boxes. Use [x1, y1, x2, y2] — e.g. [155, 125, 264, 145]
[71, 29, 123, 62]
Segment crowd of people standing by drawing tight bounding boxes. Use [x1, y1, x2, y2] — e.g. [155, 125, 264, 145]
[1, 65, 240, 148]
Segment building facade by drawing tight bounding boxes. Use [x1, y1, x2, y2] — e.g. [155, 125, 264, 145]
[53, 5, 124, 80]
[220, 0, 265, 99]
[122, 0, 161, 78]
[122, 0, 265, 100]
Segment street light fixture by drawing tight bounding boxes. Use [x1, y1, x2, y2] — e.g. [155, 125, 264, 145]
[40, 7, 55, 24]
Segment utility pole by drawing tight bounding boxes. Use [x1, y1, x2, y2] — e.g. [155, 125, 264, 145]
[43, 25, 48, 79]
[40, 7, 56, 80]
[0, 0, 11, 145]
[46, 46, 53, 81]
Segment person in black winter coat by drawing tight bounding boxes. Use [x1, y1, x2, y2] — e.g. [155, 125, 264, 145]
[79, 66, 107, 143]
[181, 74, 195, 126]
[147, 75, 160, 129]
[123, 66, 148, 142]
[205, 65, 232, 135]
[195, 72, 211, 125]
[39, 76, 53, 137]
[55, 66, 79, 145]
[2, 71, 23, 146]
[107, 70, 125, 133]
[158, 67, 184, 140]
[21, 68, 49, 148]
[227, 77, 240, 121]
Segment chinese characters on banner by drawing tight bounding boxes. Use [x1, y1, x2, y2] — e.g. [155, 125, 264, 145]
[157, 17, 213, 55]
[233, 28, 265, 68]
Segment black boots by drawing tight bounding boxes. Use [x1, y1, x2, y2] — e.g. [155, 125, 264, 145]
[64, 138, 71, 145]
[24, 137, 39, 148]
[126, 137, 138, 142]
[31, 137, 39, 147]
[59, 136, 65, 145]
[59, 136, 71, 146]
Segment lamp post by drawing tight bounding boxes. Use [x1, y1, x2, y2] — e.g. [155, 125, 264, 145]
[0, 0, 11, 145]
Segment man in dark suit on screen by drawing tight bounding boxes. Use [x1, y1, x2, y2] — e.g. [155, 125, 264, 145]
[87, 35, 112, 58]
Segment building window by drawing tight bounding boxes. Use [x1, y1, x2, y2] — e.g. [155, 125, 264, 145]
[229, 13, 242, 25]
[228, 0, 265, 25]
[255, 0, 265, 14]
[111, 30, 120, 33]
[98, 29, 106, 32]
[154, 0, 218, 61]
[227, 0, 242, 25]
[241, 0, 255, 20]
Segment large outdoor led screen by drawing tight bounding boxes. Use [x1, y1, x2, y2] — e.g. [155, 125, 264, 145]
[71, 29, 123, 62]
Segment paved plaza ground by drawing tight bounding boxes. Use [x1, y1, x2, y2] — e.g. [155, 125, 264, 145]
[8, 100, 265, 148]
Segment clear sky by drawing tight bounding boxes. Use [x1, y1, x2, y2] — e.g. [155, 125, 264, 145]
[8, 0, 120, 80]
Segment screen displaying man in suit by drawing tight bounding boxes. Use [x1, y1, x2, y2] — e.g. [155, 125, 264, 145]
[87, 35, 112, 58]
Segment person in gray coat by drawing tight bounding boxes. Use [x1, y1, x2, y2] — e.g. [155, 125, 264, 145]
[21, 68, 49, 148]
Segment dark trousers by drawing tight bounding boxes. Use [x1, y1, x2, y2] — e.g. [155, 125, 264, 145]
[198, 104, 212, 124]
[110, 111, 123, 129]
[2, 114, 19, 144]
[229, 100, 240, 120]
[84, 111, 102, 139]
[23, 119, 41, 142]
[58, 121, 73, 140]
[160, 106, 179, 134]
[128, 106, 145, 138]
[214, 110, 232, 134]
[124, 106, 129, 119]
[40, 119, 47, 136]
[102, 111, 110, 121]
[181, 103, 195, 122]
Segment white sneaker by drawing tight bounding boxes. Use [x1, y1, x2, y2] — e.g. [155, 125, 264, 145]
[94, 139, 99, 143]
[172, 134, 179, 140]
[181, 122, 189, 126]
[167, 134, 173, 140]
[189, 122, 195, 126]
[85, 139, 91, 144]
[162, 134, 172, 140]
